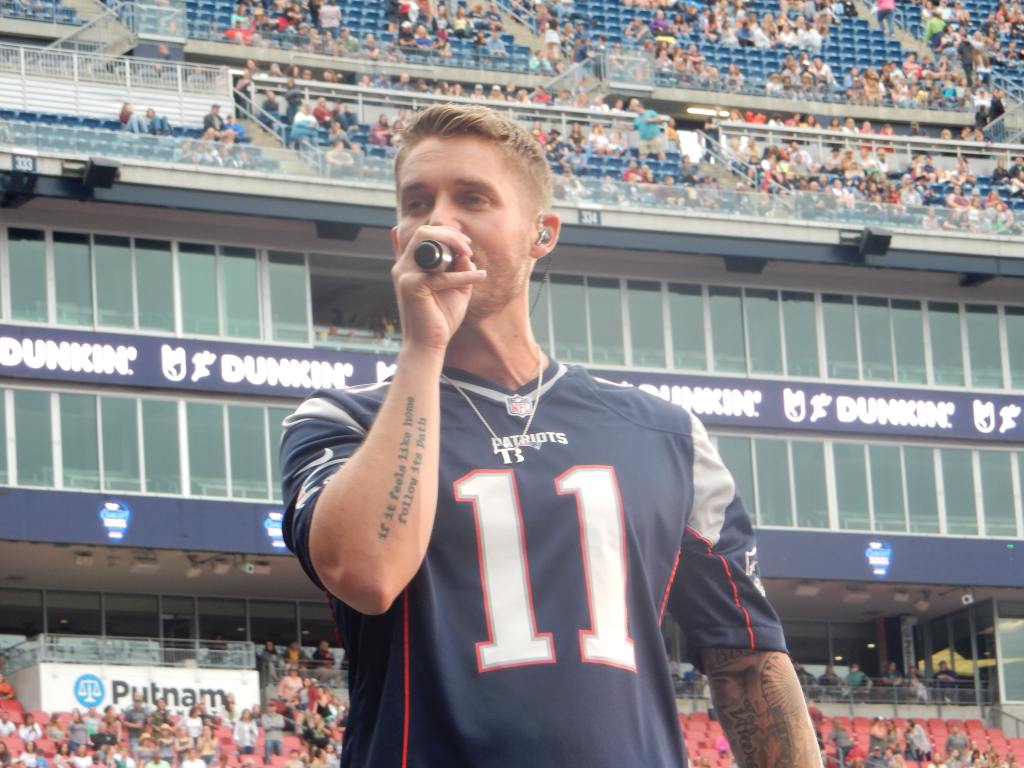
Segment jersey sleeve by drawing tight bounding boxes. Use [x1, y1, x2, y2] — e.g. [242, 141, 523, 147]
[279, 391, 371, 590]
[667, 415, 787, 667]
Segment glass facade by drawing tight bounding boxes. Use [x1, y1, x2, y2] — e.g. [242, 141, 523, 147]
[2, 388, 285, 501]
[2, 229, 311, 342]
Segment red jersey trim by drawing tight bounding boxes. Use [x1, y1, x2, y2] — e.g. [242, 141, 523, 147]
[684, 527, 756, 649]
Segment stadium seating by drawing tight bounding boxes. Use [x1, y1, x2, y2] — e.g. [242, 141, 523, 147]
[0, 0, 80, 25]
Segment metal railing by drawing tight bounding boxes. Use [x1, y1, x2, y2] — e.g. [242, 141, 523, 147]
[987, 707, 1024, 739]
[6, 634, 256, 672]
[0, 42, 230, 95]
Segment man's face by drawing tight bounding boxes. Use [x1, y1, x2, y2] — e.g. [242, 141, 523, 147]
[395, 135, 541, 321]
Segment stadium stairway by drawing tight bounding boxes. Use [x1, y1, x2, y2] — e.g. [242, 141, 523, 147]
[849, 0, 933, 60]
[496, 5, 543, 55]
[52, 0, 106, 23]
[236, 116, 312, 175]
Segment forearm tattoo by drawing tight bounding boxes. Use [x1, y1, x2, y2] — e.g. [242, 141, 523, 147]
[380, 396, 427, 541]
[702, 649, 822, 768]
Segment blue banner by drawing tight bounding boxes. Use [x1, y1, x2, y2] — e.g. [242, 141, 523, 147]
[0, 487, 1020, 587]
[0, 323, 1021, 443]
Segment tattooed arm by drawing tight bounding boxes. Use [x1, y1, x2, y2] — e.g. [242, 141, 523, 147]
[702, 648, 822, 768]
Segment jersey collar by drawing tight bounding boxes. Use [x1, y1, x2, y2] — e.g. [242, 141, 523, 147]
[441, 358, 567, 404]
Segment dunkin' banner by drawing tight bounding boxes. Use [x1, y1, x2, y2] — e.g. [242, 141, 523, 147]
[0, 322, 1021, 443]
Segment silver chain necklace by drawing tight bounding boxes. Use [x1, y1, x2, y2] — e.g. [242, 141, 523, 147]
[441, 356, 544, 465]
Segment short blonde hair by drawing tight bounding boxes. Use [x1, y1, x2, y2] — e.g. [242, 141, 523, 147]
[395, 103, 552, 209]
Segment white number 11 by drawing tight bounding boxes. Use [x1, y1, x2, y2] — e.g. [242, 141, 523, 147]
[454, 466, 636, 673]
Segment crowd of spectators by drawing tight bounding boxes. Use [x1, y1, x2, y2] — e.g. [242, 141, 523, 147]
[716, 109, 1022, 234]
[0, 642, 348, 768]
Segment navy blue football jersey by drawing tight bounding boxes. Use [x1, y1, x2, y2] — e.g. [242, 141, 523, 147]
[280, 360, 786, 768]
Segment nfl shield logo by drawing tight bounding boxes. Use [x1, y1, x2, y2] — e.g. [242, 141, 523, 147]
[505, 394, 533, 418]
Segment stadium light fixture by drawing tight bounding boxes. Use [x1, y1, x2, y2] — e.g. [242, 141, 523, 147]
[842, 587, 870, 604]
[685, 107, 731, 118]
[129, 556, 161, 574]
[893, 589, 910, 603]
[794, 582, 821, 598]
[74, 551, 94, 567]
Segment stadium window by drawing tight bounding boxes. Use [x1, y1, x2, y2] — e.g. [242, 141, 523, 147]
[1007, 307, 1024, 390]
[13, 389, 53, 487]
[965, 304, 1003, 388]
[821, 294, 859, 380]
[753, 437, 792, 526]
[249, 600, 297, 647]
[59, 393, 100, 490]
[179, 242, 220, 335]
[266, 407, 292, 502]
[46, 590, 101, 635]
[93, 235, 134, 328]
[142, 399, 181, 494]
[891, 299, 927, 385]
[135, 239, 175, 331]
[714, 435, 755, 518]
[708, 286, 745, 373]
[781, 291, 819, 377]
[978, 450, 1017, 537]
[550, 275, 587, 363]
[587, 277, 624, 365]
[833, 442, 870, 531]
[744, 289, 783, 375]
[667, 284, 706, 371]
[228, 404, 269, 499]
[53, 232, 93, 326]
[198, 598, 246, 641]
[0, 390, 6, 485]
[529, 274, 551, 351]
[162, 596, 197, 642]
[856, 297, 895, 382]
[940, 448, 978, 535]
[220, 246, 261, 339]
[186, 402, 228, 497]
[268, 251, 310, 343]
[627, 280, 665, 368]
[868, 444, 906, 531]
[927, 302, 965, 386]
[0, 588, 43, 641]
[791, 440, 828, 529]
[104, 593, 159, 638]
[298, 601, 336, 648]
[8, 228, 48, 322]
[101, 396, 141, 492]
[903, 446, 940, 534]
[997, 600, 1024, 701]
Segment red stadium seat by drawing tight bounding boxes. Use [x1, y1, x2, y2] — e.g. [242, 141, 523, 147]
[0, 701, 22, 713]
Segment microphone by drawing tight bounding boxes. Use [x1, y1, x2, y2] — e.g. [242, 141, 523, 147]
[413, 240, 453, 272]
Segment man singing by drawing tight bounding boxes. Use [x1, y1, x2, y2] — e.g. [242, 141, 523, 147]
[281, 104, 820, 767]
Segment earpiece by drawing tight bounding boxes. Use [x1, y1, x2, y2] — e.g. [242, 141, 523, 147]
[536, 227, 552, 246]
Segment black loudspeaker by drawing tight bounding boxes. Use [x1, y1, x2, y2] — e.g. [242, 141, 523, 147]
[315, 221, 361, 241]
[82, 158, 121, 189]
[858, 228, 892, 258]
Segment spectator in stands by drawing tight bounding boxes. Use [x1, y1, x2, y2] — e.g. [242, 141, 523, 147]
[43, 714, 64, 744]
[0, 673, 14, 701]
[203, 104, 230, 140]
[818, 664, 843, 691]
[831, 719, 854, 764]
[289, 104, 320, 147]
[277, 665, 305, 708]
[16, 742, 42, 768]
[946, 723, 969, 755]
[232, 711, 258, 757]
[18, 715, 42, 743]
[180, 748, 204, 768]
[261, 702, 286, 764]
[154, 724, 174, 766]
[124, 692, 149, 755]
[876, 0, 897, 35]
[171, 725, 191, 764]
[145, 109, 171, 136]
[0, 711, 16, 738]
[904, 721, 931, 761]
[0, 741, 11, 767]
[197, 725, 217, 766]
[630, 98, 669, 160]
[368, 114, 393, 146]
